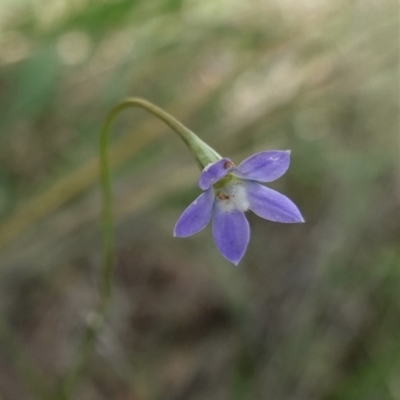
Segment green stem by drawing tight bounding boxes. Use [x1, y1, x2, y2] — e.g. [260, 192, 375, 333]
[58, 98, 221, 400]
[99, 97, 221, 305]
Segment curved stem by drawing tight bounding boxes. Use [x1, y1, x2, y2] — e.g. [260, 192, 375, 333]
[58, 98, 220, 399]
[99, 97, 220, 305]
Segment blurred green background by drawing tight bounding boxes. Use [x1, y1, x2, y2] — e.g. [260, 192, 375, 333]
[0, 0, 399, 399]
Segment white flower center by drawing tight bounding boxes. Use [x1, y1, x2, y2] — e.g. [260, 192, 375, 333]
[215, 181, 249, 213]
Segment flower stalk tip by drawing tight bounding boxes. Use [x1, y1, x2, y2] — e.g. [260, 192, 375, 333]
[99, 97, 303, 268]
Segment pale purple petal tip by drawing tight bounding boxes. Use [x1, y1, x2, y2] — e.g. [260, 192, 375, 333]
[212, 205, 250, 265]
[245, 181, 304, 223]
[234, 150, 291, 182]
[198, 158, 234, 190]
[174, 188, 214, 237]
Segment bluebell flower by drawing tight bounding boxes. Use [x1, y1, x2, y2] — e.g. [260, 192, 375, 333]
[174, 150, 304, 265]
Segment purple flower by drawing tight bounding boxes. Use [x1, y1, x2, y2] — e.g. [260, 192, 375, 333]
[174, 150, 304, 265]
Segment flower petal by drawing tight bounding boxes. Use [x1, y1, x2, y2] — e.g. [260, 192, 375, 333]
[245, 181, 304, 223]
[174, 188, 214, 237]
[198, 158, 234, 190]
[234, 150, 291, 182]
[212, 204, 250, 265]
